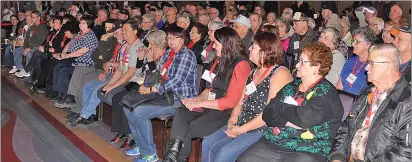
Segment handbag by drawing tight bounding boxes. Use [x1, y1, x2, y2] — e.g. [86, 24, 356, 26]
[120, 70, 174, 112]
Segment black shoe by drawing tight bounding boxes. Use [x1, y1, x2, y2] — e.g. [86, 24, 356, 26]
[110, 133, 127, 144]
[163, 139, 184, 162]
[70, 114, 99, 128]
[55, 95, 76, 108]
[120, 138, 135, 150]
[65, 112, 80, 121]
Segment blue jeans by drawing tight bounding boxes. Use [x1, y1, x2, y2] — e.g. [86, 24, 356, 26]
[3, 45, 14, 66]
[13, 47, 37, 70]
[123, 100, 180, 156]
[202, 125, 262, 162]
[80, 78, 109, 119]
[52, 62, 74, 93]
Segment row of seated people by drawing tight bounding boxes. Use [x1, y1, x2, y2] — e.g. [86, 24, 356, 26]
[3, 10, 411, 162]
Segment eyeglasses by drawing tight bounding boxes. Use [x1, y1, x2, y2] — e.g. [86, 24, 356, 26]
[366, 60, 389, 67]
[353, 39, 365, 44]
[297, 59, 310, 64]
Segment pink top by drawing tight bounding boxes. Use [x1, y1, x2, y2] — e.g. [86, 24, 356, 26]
[281, 37, 290, 52]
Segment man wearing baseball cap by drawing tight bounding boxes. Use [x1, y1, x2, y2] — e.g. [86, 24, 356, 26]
[392, 25, 411, 82]
[118, 9, 129, 20]
[320, 2, 339, 31]
[286, 12, 319, 70]
[231, 14, 253, 54]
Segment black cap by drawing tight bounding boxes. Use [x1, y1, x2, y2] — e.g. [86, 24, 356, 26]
[321, 2, 337, 13]
[106, 19, 124, 33]
[119, 8, 129, 16]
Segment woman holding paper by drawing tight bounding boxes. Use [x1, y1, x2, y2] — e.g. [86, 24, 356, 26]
[201, 32, 293, 162]
[238, 42, 344, 162]
[163, 27, 253, 162]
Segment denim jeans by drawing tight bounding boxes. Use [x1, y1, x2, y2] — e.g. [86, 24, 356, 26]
[123, 100, 180, 156]
[3, 45, 14, 66]
[13, 47, 37, 70]
[202, 125, 262, 162]
[52, 62, 74, 93]
[79, 77, 109, 119]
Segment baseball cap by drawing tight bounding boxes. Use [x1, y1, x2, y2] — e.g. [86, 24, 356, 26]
[391, 24, 411, 36]
[291, 12, 308, 22]
[321, 2, 337, 13]
[230, 14, 251, 28]
[119, 8, 129, 16]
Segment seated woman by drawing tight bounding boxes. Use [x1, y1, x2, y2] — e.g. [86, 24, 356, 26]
[29, 16, 66, 86]
[66, 19, 144, 127]
[202, 32, 293, 162]
[123, 26, 198, 162]
[319, 27, 346, 86]
[238, 42, 344, 162]
[64, 19, 125, 121]
[163, 27, 253, 162]
[109, 30, 168, 150]
[54, 15, 99, 109]
[188, 22, 208, 64]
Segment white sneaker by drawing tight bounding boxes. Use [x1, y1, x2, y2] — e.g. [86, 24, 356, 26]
[9, 66, 18, 74]
[15, 70, 30, 78]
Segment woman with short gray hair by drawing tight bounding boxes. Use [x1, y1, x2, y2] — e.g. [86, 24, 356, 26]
[140, 13, 157, 47]
[201, 20, 225, 65]
[319, 27, 346, 86]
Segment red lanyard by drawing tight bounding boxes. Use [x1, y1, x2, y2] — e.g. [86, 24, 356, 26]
[49, 30, 60, 43]
[293, 77, 323, 106]
[187, 41, 195, 49]
[205, 41, 215, 57]
[364, 89, 381, 126]
[122, 39, 138, 65]
[348, 58, 366, 88]
[161, 49, 177, 80]
[253, 66, 273, 85]
[209, 57, 219, 75]
[111, 43, 123, 61]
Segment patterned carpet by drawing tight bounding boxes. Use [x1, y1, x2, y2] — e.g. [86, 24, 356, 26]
[1, 73, 133, 162]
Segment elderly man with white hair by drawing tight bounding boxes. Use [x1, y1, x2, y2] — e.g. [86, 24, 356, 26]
[231, 14, 253, 54]
[154, 9, 165, 29]
[209, 7, 221, 22]
[282, 8, 293, 21]
[329, 43, 411, 162]
[200, 20, 225, 65]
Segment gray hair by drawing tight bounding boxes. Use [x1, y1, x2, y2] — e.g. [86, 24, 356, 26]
[208, 20, 224, 30]
[353, 27, 378, 45]
[275, 17, 291, 33]
[199, 14, 210, 22]
[321, 27, 340, 49]
[339, 18, 351, 30]
[177, 14, 191, 25]
[307, 18, 316, 29]
[369, 17, 384, 32]
[146, 30, 168, 50]
[142, 13, 155, 23]
[368, 43, 401, 71]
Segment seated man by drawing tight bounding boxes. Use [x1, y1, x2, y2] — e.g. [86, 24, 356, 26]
[329, 43, 411, 162]
[13, 10, 48, 78]
[67, 19, 143, 127]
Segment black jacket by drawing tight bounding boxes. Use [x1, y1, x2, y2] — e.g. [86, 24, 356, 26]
[24, 23, 49, 49]
[90, 36, 117, 70]
[285, 29, 319, 70]
[329, 77, 411, 162]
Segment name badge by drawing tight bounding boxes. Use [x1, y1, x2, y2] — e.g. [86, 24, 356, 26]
[245, 82, 257, 95]
[208, 92, 216, 100]
[284, 96, 298, 106]
[346, 73, 357, 84]
[49, 41, 53, 47]
[161, 68, 167, 76]
[201, 50, 207, 58]
[201, 70, 216, 83]
[318, 27, 323, 31]
[314, 14, 318, 19]
[294, 41, 299, 49]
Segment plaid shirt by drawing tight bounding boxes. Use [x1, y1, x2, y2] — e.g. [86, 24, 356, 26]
[156, 47, 198, 99]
